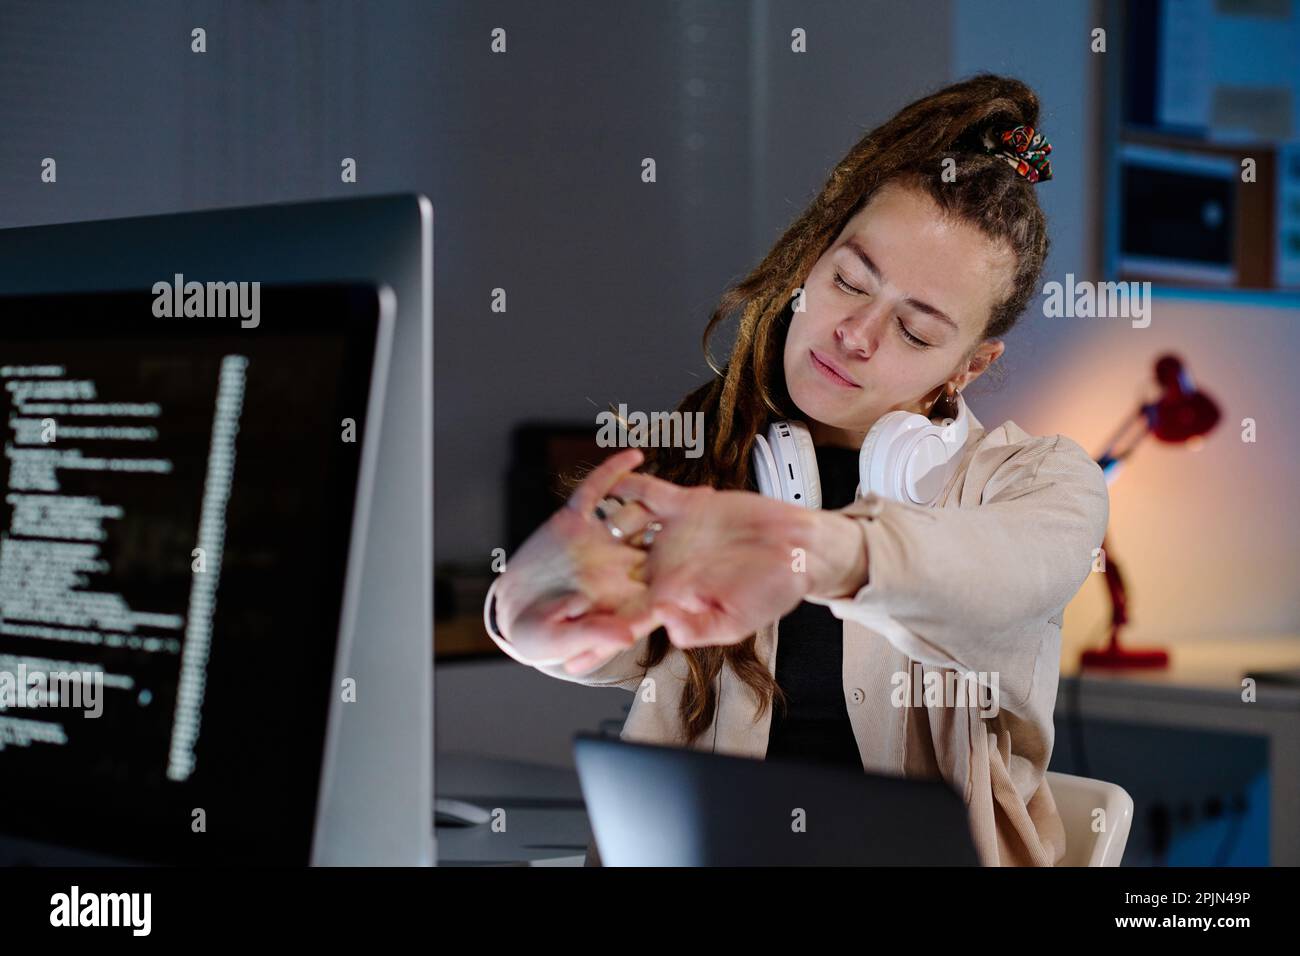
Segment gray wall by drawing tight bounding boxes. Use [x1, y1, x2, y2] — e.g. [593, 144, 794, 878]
[2, 0, 1163, 582]
[0, 0, 953, 568]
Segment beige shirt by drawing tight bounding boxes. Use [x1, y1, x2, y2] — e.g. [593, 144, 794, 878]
[486, 407, 1110, 866]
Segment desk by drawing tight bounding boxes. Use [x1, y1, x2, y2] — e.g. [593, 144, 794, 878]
[438, 637, 1300, 866]
[435, 751, 591, 866]
[1056, 635, 1300, 865]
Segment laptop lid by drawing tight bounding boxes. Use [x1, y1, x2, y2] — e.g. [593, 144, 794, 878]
[574, 733, 980, 866]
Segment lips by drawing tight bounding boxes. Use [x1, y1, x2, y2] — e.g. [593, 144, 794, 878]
[809, 349, 860, 388]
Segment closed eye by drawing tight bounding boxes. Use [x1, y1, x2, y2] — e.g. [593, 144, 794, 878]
[895, 318, 932, 349]
[836, 272, 932, 349]
[833, 272, 865, 296]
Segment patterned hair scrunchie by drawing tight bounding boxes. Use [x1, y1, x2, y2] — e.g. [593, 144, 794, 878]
[981, 124, 1052, 183]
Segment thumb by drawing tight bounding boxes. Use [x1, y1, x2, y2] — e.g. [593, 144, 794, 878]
[653, 601, 706, 647]
[617, 595, 665, 641]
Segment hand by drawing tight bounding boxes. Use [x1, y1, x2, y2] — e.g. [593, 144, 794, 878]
[494, 448, 662, 674]
[606, 471, 868, 648]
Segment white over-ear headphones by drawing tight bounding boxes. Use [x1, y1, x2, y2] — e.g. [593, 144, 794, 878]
[752, 390, 971, 508]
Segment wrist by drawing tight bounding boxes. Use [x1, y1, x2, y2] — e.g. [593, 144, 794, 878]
[803, 510, 870, 601]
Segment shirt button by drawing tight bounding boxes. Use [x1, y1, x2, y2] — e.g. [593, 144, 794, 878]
[849, 687, 865, 705]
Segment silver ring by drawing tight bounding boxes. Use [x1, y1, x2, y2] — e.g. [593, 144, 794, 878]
[632, 520, 664, 549]
[594, 497, 626, 539]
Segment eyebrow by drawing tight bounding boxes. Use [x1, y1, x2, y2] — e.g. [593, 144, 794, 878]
[842, 238, 960, 331]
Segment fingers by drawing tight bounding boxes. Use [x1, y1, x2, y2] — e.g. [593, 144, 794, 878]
[554, 610, 641, 674]
[653, 600, 744, 649]
[520, 592, 637, 656]
[606, 472, 691, 519]
[563, 645, 622, 675]
[654, 602, 708, 647]
[615, 596, 667, 642]
[567, 448, 644, 517]
[603, 499, 655, 540]
[563, 650, 602, 674]
[626, 559, 649, 584]
[551, 591, 593, 621]
[548, 614, 638, 663]
[641, 563, 708, 614]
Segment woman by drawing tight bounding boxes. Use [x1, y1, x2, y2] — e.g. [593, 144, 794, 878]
[484, 74, 1109, 866]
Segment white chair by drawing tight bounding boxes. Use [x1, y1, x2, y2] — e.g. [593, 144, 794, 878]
[1046, 770, 1133, 866]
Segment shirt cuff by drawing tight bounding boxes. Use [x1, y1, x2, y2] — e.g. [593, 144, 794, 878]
[482, 575, 534, 665]
[804, 492, 888, 615]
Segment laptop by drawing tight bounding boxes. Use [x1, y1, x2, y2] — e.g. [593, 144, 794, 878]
[574, 733, 980, 866]
[0, 282, 391, 865]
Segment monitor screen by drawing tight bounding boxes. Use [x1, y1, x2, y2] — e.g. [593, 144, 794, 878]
[0, 283, 388, 864]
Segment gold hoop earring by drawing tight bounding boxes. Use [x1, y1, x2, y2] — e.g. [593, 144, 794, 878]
[928, 384, 960, 421]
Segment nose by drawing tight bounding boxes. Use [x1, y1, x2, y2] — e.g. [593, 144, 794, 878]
[835, 305, 887, 358]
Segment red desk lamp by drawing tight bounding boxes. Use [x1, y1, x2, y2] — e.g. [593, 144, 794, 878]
[1082, 355, 1221, 669]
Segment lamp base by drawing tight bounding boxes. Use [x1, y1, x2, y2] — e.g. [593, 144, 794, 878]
[1080, 644, 1169, 669]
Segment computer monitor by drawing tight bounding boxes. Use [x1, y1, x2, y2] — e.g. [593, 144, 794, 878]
[0, 283, 391, 865]
[0, 195, 433, 865]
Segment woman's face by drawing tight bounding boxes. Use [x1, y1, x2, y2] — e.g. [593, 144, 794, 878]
[782, 180, 1012, 447]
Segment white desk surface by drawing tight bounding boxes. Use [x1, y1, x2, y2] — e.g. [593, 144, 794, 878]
[435, 751, 591, 866]
[1060, 633, 1300, 702]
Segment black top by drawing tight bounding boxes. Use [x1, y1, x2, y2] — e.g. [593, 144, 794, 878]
[765, 443, 864, 769]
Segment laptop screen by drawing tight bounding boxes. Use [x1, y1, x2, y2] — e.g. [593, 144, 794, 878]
[0, 283, 389, 864]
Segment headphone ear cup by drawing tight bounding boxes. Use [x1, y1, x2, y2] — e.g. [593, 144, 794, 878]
[752, 433, 780, 499]
[858, 396, 973, 504]
[858, 420, 886, 499]
[785, 421, 821, 510]
[859, 410, 927, 501]
[751, 421, 821, 508]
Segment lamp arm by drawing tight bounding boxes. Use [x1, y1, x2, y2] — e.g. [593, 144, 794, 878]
[1096, 407, 1152, 473]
